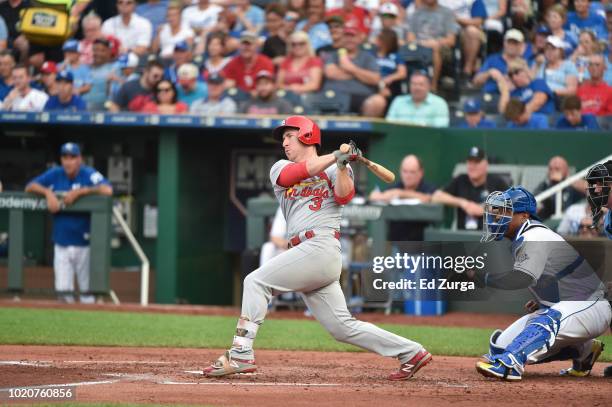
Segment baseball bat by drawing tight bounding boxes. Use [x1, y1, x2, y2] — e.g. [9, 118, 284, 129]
[340, 144, 396, 184]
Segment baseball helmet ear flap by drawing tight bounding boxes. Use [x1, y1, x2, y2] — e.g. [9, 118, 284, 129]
[272, 116, 321, 146]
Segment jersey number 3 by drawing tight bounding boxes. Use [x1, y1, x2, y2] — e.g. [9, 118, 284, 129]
[309, 197, 323, 211]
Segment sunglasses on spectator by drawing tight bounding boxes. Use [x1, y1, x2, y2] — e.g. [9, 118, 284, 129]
[291, 42, 307, 46]
[508, 69, 523, 76]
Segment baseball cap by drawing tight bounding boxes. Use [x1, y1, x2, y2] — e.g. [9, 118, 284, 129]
[178, 63, 199, 80]
[546, 35, 565, 49]
[118, 52, 139, 69]
[62, 39, 79, 52]
[379, 2, 399, 16]
[93, 37, 111, 48]
[240, 31, 258, 43]
[41, 61, 58, 74]
[256, 69, 274, 81]
[325, 14, 344, 24]
[535, 25, 552, 36]
[60, 142, 81, 156]
[207, 73, 225, 85]
[174, 40, 190, 52]
[463, 99, 482, 114]
[504, 29, 525, 43]
[56, 71, 74, 82]
[467, 146, 486, 161]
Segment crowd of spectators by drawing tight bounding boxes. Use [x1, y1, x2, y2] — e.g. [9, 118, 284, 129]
[0, 0, 610, 128]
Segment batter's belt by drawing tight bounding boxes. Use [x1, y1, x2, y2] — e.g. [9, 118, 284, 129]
[288, 229, 340, 248]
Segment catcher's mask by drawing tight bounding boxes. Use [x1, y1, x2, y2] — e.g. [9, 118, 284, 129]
[585, 161, 612, 225]
[481, 186, 539, 242]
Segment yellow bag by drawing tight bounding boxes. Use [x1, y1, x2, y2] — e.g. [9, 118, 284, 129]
[18, 6, 72, 46]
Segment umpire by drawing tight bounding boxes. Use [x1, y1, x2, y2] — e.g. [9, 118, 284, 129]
[26, 143, 112, 303]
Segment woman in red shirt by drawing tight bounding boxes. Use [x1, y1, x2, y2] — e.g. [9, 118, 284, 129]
[276, 31, 323, 94]
[141, 80, 189, 114]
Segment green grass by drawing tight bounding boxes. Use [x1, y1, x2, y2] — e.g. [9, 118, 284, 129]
[0, 308, 610, 361]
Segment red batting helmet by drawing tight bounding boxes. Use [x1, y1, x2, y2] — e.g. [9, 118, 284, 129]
[273, 116, 321, 146]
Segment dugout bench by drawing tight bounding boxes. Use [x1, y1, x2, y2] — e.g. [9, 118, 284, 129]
[0, 192, 112, 297]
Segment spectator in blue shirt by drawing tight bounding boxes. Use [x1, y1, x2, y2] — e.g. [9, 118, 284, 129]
[25, 143, 113, 303]
[164, 41, 194, 84]
[504, 99, 549, 129]
[176, 63, 207, 107]
[0, 15, 7, 50]
[0, 50, 15, 101]
[500, 58, 554, 115]
[375, 28, 407, 100]
[545, 5, 578, 56]
[295, 0, 332, 52]
[473, 29, 525, 95]
[232, 0, 265, 34]
[566, 0, 608, 40]
[136, 0, 168, 34]
[457, 98, 496, 128]
[555, 95, 600, 130]
[59, 39, 92, 96]
[43, 72, 87, 112]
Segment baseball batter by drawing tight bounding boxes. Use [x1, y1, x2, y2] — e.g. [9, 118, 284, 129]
[584, 160, 612, 378]
[204, 116, 432, 380]
[474, 187, 611, 381]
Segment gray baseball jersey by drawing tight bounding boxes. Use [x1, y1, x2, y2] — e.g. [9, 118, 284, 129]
[269, 160, 352, 237]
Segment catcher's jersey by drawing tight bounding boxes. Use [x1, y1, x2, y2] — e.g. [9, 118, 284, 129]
[269, 160, 352, 237]
[512, 220, 606, 306]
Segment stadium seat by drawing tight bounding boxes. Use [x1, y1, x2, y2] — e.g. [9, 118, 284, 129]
[399, 43, 433, 76]
[223, 87, 251, 105]
[596, 115, 612, 130]
[302, 90, 351, 115]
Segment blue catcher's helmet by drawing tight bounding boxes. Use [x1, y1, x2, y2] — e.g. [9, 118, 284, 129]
[481, 186, 540, 242]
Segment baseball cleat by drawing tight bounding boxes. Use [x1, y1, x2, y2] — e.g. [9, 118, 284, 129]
[475, 360, 522, 381]
[388, 349, 432, 380]
[604, 365, 612, 377]
[203, 350, 257, 377]
[560, 340, 604, 377]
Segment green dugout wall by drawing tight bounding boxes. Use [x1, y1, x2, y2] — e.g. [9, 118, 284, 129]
[1, 113, 610, 305]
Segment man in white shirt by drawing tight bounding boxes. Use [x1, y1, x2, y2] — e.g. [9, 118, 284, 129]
[1, 65, 48, 111]
[102, 0, 153, 56]
[182, 0, 223, 35]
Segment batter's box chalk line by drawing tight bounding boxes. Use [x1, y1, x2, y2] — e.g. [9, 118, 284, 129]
[161, 380, 342, 387]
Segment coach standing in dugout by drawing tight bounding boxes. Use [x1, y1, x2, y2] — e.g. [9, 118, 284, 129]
[25, 143, 112, 303]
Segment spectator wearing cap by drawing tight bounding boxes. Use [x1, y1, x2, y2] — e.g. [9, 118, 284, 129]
[555, 95, 600, 130]
[141, 79, 188, 114]
[571, 30, 601, 82]
[108, 59, 164, 112]
[368, 2, 405, 47]
[386, 70, 449, 127]
[457, 99, 496, 128]
[326, 0, 371, 36]
[79, 13, 104, 66]
[222, 31, 274, 93]
[136, 0, 168, 34]
[438, 0, 488, 78]
[0, 50, 15, 101]
[39, 62, 59, 96]
[277, 31, 323, 95]
[577, 54, 612, 115]
[176, 63, 207, 107]
[239, 70, 293, 114]
[182, 0, 223, 36]
[25, 142, 113, 304]
[231, 0, 265, 35]
[406, 0, 458, 91]
[102, 0, 153, 56]
[432, 146, 509, 231]
[504, 99, 549, 129]
[499, 58, 554, 116]
[43, 72, 87, 112]
[533, 36, 578, 103]
[261, 3, 288, 65]
[190, 73, 238, 115]
[295, 0, 332, 52]
[163, 41, 194, 83]
[109, 52, 140, 99]
[323, 25, 386, 116]
[473, 28, 525, 98]
[82, 38, 115, 111]
[59, 40, 92, 96]
[152, 3, 195, 60]
[1, 65, 48, 111]
[545, 5, 578, 56]
[202, 32, 231, 78]
[316, 14, 344, 59]
[565, 0, 608, 41]
[529, 25, 552, 66]
[374, 28, 407, 100]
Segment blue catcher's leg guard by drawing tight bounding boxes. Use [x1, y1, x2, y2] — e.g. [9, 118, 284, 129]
[482, 329, 504, 363]
[476, 308, 561, 381]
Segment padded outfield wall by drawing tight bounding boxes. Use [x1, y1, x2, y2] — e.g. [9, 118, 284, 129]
[0, 113, 610, 305]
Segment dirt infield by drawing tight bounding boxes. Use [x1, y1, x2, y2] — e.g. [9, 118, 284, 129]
[0, 345, 610, 407]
